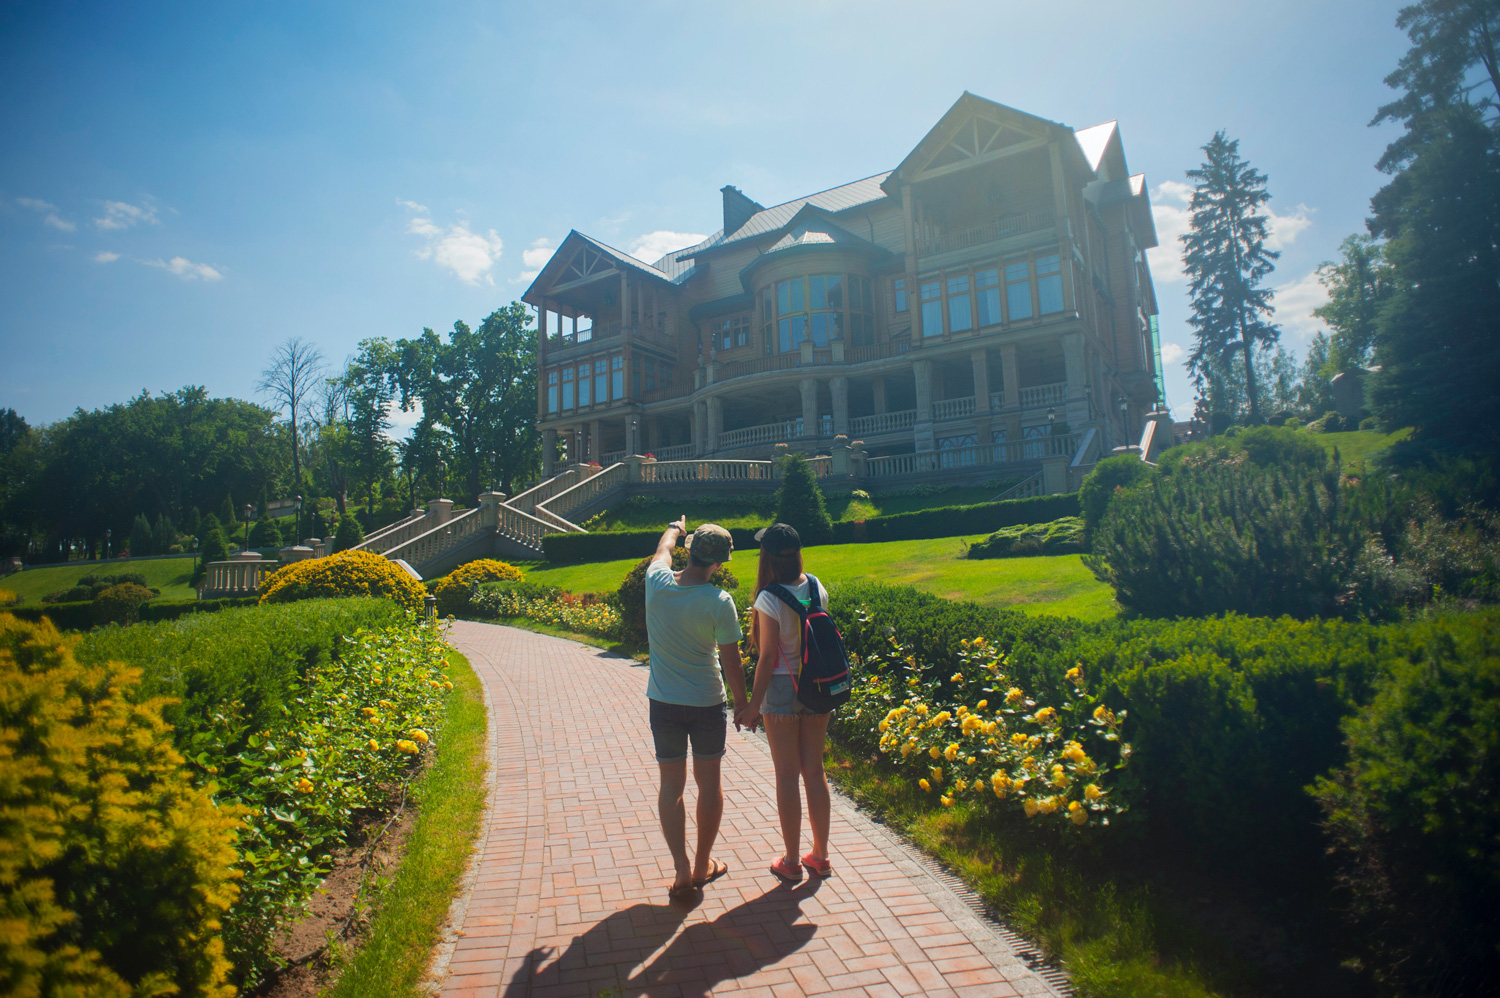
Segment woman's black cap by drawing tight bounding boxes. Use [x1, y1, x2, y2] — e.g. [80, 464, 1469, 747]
[755, 522, 801, 555]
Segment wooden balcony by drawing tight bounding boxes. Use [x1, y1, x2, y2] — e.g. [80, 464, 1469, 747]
[918, 211, 1054, 258]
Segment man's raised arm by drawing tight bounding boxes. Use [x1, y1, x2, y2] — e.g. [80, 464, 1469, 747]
[653, 516, 687, 567]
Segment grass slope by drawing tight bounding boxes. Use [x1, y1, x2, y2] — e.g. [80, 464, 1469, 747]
[1313, 427, 1412, 471]
[521, 538, 1116, 622]
[325, 648, 488, 997]
[5, 556, 199, 603]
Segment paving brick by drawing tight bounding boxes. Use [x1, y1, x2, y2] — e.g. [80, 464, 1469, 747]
[432, 621, 1062, 998]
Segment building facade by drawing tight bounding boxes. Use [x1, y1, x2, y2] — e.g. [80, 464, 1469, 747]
[523, 92, 1164, 486]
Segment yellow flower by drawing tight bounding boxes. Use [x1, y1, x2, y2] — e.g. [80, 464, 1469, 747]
[900, 742, 914, 758]
[1010, 732, 1029, 747]
[907, 677, 919, 687]
[1093, 705, 1116, 724]
[966, 756, 977, 766]
[933, 711, 951, 724]
[954, 778, 968, 792]
[929, 766, 943, 783]
[929, 745, 942, 759]
[1069, 802, 1089, 825]
[961, 715, 982, 735]
[294, 777, 314, 794]
[940, 795, 954, 807]
[976, 700, 988, 710]
[1038, 796, 1061, 814]
[1062, 741, 1088, 764]
[1066, 665, 1083, 684]
[443, 681, 453, 690]
[396, 739, 419, 755]
[944, 742, 960, 761]
[951, 672, 963, 682]
[919, 778, 932, 792]
[409, 729, 430, 744]
[991, 772, 1012, 796]
[915, 703, 929, 716]
[1006, 687, 1024, 704]
[360, 707, 378, 717]
[1085, 784, 1103, 802]
[366, 739, 379, 751]
[1024, 798, 1040, 818]
[1033, 707, 1057, 725]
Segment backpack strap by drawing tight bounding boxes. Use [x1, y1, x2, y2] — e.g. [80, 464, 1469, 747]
[804, 575, 823, 611]
[761, 582, 810, 686]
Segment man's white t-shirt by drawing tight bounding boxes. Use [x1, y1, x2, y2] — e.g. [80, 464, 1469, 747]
[752, 576, 826, 677]
[644, 559, 742, 707]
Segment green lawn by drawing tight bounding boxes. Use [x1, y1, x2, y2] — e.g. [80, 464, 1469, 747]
[1313, 427, 1412, 471]
[584, 482, 1017, 533]
[4, 557, 199, 603]
[521, 537, 1116, 622]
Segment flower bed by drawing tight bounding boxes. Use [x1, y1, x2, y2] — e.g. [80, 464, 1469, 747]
[469, 582, 624, 641]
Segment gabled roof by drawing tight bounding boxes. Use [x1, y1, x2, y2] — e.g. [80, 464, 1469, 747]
[736, 206, 892, 292]
[522, 229, 687, 307]
[680, 173, 892, 260]
[881, 91, 1092, 193]
[1073, 121, 1118, 174]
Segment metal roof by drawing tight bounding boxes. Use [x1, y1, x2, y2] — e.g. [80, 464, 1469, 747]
[1073, 121, 1118, 175]
[680, 173, 893, 258]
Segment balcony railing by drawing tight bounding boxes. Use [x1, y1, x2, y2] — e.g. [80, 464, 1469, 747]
[845, 338, 911, 365]
[932, 396, 976, 421]
[850, 409, 917, 436]
[718, 420, 805, 450]
[640, 460, 775, 484]
[989, 391, 1006, 410]
[714, 352, 803, 382]
[652, 443, 694, 460]
[918, 211, 1054, 257]
[864, 433, 1079, 479]
[642, 381, 692, 404]
[1018, 382, 1067, 408]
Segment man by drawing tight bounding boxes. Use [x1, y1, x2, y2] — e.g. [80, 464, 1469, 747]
[645, 518, 748, 898]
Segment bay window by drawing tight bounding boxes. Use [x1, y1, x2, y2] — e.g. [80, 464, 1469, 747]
[1006, 261, 1033, 320]
[593, 358, 608, 404]
[976, 267, 1001, 326]
[946, 274, 972, 332]
[561, 367, 574, 409]
[1037, 254, 1064, 314]
[919, 280, 942, 337]
[547, 370, 559, 414]
[577, 363, 591, 407]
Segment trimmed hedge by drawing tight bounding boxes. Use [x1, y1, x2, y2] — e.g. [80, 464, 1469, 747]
[7, 596, 258, 632]
[829, 493, 1080, 544]
[966, 516, 1085, 558]
[542, 493, 1082, 565]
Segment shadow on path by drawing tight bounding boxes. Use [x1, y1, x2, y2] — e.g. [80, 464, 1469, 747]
[505, 880, 822, 997]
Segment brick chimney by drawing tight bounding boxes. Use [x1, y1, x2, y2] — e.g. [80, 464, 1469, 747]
[721, 185, 764, 236]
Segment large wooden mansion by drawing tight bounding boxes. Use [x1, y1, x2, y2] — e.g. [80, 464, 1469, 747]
[523, 92, 1166, 492]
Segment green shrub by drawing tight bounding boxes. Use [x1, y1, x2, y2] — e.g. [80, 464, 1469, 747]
[0, 613, 241, 996]
[248, 514, 281, 549]
[10, 596, 258, 631]
[774, 453, 834, 544]
[195, 516, 230, 585]
[830, 493, 1081, 544]
[542, 526, 760, 565]
[43, 572, 150, 604]
[966, 517, 1086, 559]
[1086, 454, 1374, 619]
[616, 548, 738, 648]
[1078, 454, 1151, 534]
[1307, 410, 1348, 433]
[468, 584, 623, 639]
[259, 549, 426, 611]
[127, 512, 154, 557]
[1234, 424, 1330, 470]
[333, 514, 365, 553]
[91, 581, 155, 625]
[1311, 612, 1500, 996]
[433, 559, 526, 616]
[1359, 416, 1379, 431]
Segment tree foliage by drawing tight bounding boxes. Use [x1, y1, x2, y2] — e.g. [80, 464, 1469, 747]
[773, 453, 834, 545]
[1182, 132, 1281, 423]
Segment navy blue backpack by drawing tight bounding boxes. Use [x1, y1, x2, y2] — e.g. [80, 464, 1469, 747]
[763, 575, 852, 713]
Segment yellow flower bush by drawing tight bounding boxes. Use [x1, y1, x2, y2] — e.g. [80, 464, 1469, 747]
[433, 559, 525, 615]
[853, 623, 1131, 829]
[471, 586, 623, 640]
[258, 549, 426, 611]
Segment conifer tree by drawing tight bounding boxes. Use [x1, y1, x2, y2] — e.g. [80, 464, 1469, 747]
[1182, 132, 1281, 424]
[127, 513, 153, 557]
[773, 453, 834, 545]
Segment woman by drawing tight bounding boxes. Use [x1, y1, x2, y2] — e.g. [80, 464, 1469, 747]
[737, 522, 834, 882]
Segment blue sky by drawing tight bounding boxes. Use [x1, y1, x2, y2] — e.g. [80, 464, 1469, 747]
[1, 0, 1409, 427]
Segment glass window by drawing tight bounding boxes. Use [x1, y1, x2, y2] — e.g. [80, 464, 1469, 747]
[976, 268, 1001, 326]
[562, 367, 574, 409]
[594, 359, 608, 403]
[1037, 254, 1064, 314]
[946, 274, 972, 333]
[661, 362, 674, 385]
[578, 363, 591, 406]
[894, 277, 908, 313]
[644, 360, 656, 391]
[919, 280, 942, 337]
[1006, 261, 1033, 320]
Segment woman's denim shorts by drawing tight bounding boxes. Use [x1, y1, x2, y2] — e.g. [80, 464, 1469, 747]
[763, 673, 829, 717]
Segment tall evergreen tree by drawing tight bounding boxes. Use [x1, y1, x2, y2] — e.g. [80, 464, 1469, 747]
[1312, 235, 1395, 374]
[1182, 132, 1281, 424]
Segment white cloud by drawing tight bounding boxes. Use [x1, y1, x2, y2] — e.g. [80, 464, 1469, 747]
[1148, 181, 1193, 285]
[1160, 341, 1185, 364]
[385, 398, 424, 441]
[95, 199, 159, 231]
[15, 197, 76, 231]
[400, 202, 504, 285]
[143, 256, 223, 281]
[1266, 203, 1314, 251]
[93, 251, 120, 263]
[1272, 268, 1330, 341]
[628, 230, 708, 266]
[514, 237, 555, 283]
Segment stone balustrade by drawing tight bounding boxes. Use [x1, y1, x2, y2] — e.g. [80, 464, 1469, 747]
[865, 433, 1079, 479]
[639, 460, 775, 484]
[538, 462, 628, 522]
[932, 396, 977, 421]
[718, 420, 805, 450]
[199, 552, 271, 598]
[850, 409, 917, 436]
[383, 507, 485, 569]
[1018, 382, 1068, 408]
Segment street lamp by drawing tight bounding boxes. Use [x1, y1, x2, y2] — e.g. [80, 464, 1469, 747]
[489, 451, 497, 492]
[243, 504, 254, 552]
[104, 528, 111, 560]
[436, 460, 447, 500]
[294, 495, 303, 543]
[191, 536, 199, 576]
[1084, 383, 1094, 420]
[1046, 406, 1056, 428]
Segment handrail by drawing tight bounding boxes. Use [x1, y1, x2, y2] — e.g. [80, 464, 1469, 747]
[1072, 427, 1101, 469]
[864, 433, 1080, 479]
[651, 443, 694, 460]
[508, 468, 581, 513]
[714, 352, 803, 382]
[495, 502, 564, 552]
[845, 339, 911, 365]
[919, 211, 1054, 257]
[639, 460, 774, 484]
[988, 391, 1006, 410]
[538, 462, 628, 522]
[932, 396, 976, 421]
[642, 382, 693, 403]
[1018, 382, 1067, 408]
[351, 511, 431, 555]
[850, 409, 916, 436]
[532, 505, 585, 533]
[993, 472, 1044, 501]
[718, 420, 806, 450]
[807, 456, 832, 477]
[382, 507, 485, 568]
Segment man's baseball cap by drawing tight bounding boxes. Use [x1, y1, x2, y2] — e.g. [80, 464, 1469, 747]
[688, 523, 733, 563]
[754, 523, 802, 557]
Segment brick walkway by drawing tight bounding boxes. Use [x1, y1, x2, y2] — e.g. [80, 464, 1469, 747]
[429, 621, 1061, 998]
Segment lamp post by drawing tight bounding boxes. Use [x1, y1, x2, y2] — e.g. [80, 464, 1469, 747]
[489, 450, 497, 492]
[1084, 383, 1094, 420]
[436, 460, 447, 500]
[294, 494, 302, 543]
[191, 536, 199, 577]
[243, 504, 254, 552]
[104, 528, 111, 560]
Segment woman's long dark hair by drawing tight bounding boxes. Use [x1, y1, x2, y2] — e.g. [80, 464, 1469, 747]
[755, 546, 803, 596]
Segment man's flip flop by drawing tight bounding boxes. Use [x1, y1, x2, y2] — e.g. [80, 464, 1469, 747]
[692, 858, 730, 888]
